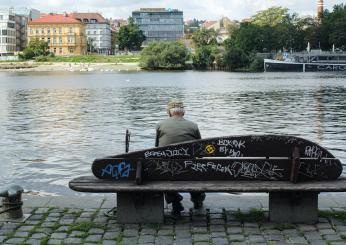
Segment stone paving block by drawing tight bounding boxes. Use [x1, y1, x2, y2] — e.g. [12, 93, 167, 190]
[248, 234, 265, 242]
[63, 237, 83, 244]
[210, 231, 227, 238]
[243, 227, 261, 235]
[58, 219, 74, 225]
[47, 238, 63, 244]
[141, 228, 156, 235]
[330, 242, 346, 245]
[304, 231, 323, 240]
[85, 234, 103, 242]
[25, 220, 41, 225]
[13, 231, 30, 237]
[212, 237, 229, 245]
[103, 231, 119, 239]
[323, 234, 342, 241]
[138, 234, 155, 243]
[102, 240, 118, 245]
[69, 230, 85, 237]
[262, 229, 281, 235]
[35, 207, 50, 214]
[122, 236, 138, 244]
[56, 226, 69, 232]
[157, 229, 173, 236]
[123, 228, 139, 237]
[265, 234, 285, 241]
[228, 234, 245, 242]
[0, 236, 6, 242]
[24, 239, 42, 245]
[17, 225, 35, 232]
[298, 224, 317, 231]
[156, 235, 173, 244]
[231, 242, 248, 245]
[317, 223, 333, 229]
[34, 228, 53, 234]
[209, 225, 225, 232]
[89, 228, 105, 234]
[175, 230, 191, 239]
[175, 238, 193, 245]
[288, 235, 308, 243]
[319, 229, 337, 235]
[3, 237, 26, 243]
[193, 242, 209, 245]
[51, 232, 68, 239]
[41, 221, 57, 228]
[210, 219, 225, 225]
[192, 233, 210, 242]
[31, 233, 48, 239]
[192, 227, 208, 234]
[227, 227, 243, 234]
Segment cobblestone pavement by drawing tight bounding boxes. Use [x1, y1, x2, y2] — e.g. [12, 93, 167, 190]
[1, 206, 346, 245]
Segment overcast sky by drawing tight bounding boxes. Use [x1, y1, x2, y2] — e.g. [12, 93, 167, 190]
[1, 0, 344, 20]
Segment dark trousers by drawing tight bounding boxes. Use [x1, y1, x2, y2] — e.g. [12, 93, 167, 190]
[165, 192, 205, 204]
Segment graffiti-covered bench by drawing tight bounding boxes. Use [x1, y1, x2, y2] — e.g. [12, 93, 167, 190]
[69, 135, 344, 224]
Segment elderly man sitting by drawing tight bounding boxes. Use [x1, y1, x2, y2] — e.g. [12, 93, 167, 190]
[155, 100, 206, 215]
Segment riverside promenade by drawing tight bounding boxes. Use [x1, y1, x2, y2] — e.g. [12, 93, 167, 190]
[1, 194, 346, 244]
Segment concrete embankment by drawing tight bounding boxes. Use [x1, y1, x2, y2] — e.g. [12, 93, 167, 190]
[0, 62, 141, 72]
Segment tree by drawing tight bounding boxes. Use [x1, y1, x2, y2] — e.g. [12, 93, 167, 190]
[251, 7, 289, 27]
[192, 28, 218, 48]
[20, 38, 49, 60]
[192, 45, 220, 69]
[140, 42, 188, 69]
[117, 17, 146, 51]
[320, 4, 346, 49]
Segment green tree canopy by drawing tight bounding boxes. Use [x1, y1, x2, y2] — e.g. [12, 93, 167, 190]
[117, 17, 146, 51]
[251, 7, 289, 27]
[192, 28, 218, 48]
[20, 38, 49, 60]
[140, 41, 188, 69]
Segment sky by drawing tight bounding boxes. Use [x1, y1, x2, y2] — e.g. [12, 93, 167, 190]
[1, 0, 344, 20]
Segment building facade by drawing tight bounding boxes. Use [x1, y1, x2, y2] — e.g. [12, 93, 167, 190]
[132, 8, 184, 44]
[28, 14, 87, 56]
[0, 8, 16, 55]
[70, 13, 111, 54]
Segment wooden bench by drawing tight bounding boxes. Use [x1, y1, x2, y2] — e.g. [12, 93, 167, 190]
[69, 135, 343, 224]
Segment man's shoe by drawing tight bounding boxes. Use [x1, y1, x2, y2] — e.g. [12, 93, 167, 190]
[193, 199, 203, 209]
[172, 201, 184, 216]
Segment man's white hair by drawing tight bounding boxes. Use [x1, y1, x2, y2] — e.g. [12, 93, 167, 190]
[169, 107, 185, 114]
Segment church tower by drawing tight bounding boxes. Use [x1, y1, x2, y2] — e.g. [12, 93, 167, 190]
[317, 0, 324, 20]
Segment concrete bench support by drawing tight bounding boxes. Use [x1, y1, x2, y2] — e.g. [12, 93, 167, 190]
[269, 192, 318, 223]
[117, 192, 164, 223]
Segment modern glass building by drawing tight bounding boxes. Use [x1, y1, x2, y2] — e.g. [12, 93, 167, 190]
[132, 8, 184, 44]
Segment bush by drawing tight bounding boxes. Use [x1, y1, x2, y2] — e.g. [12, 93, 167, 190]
[35, 56, 49, 62]
[140, 41, 188, 70]
[249, 56, 264, 72]
[20, 38, 49, 60]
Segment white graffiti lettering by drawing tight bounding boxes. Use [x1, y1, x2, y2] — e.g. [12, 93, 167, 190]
[304, 145, 323, 158]
[144, 147, 190, 158]
[217, 139, 246, 149]
[151, 160, 188, 176]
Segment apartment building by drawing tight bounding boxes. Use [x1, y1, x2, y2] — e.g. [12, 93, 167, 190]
[0, 8, 16, 55]
[70, 13, 111, 54]
[28, 13, 87, 56]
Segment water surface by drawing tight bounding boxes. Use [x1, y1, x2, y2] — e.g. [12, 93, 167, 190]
[0, 71, 345, 195]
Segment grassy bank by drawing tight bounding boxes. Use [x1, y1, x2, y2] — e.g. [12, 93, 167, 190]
[45, 54, 141, 63]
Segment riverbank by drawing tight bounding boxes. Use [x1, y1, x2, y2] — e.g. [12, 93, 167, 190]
[1, 194, 346, 244]
[0, 61, 141, 72]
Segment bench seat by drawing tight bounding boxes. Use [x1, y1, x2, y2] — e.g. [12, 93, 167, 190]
[69, 176, 346, 224]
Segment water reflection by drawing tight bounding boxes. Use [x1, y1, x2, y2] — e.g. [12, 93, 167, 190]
[0, 71, 345, 195]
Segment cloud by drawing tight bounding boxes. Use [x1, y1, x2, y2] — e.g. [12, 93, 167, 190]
[1, 0, 344, 20]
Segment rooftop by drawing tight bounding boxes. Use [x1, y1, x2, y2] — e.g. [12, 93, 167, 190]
[29, 13, 81, 24]
[69, 12, 107, 24]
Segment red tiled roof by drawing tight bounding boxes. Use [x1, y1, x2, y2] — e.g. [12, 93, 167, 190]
[202, 21, 217, 29]
[29, 14, 82, 24]
[69, 13, 107, 23]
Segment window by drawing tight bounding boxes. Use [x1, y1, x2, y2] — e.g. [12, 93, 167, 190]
[2, 30, 7, 35]
[69, 27, 73, 33]
[47, 37, 50, 44]
[30, 28, 33, 34]
[53, 28, 56, 34]
[0, 15, 3, 20]
[59, 38, 62, 44]
[47, 28, 50, 34]
[59, 47, 62, 54]
[53, 47, 56, 53]
[94, 31, 96, 35]
[36, 28, 39, 34]
[59, 27, 62, 34]
[53, 37, 56, 44]
[87, 31, 90, 35]
[41, 28, 44, 34]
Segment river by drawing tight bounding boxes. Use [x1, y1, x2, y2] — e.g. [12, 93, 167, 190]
[0, 71, 345, 196]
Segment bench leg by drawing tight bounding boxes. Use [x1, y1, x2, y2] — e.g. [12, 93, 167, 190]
[269, 192, 318, 223]
[117, 192, 164, 224]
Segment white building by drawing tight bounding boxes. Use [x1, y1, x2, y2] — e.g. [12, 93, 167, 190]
[0, 8, 16, 55]
[70, 13, 111, 54]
